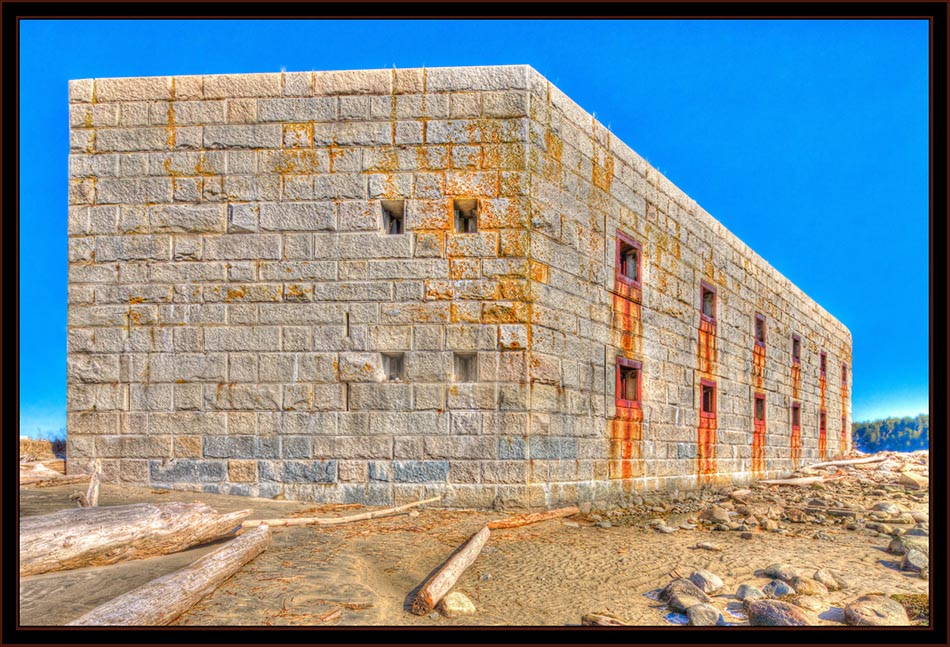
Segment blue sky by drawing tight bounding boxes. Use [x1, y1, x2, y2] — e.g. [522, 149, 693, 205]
[18, 19, 929, 436]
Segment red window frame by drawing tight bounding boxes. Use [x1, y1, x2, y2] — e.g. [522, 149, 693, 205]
[700, 281, 716, 324]
[754, 312, 766, 348]
[754, 392, 766, 422]
[841, 363, 847, 386]
[615, 357, 642, 407]
[615, 230, 642, 289]
[700, 379, 717, 418]
[791, 402, 801, 428]
[820, 352, 827, 376]
[791, 333, 801, 364]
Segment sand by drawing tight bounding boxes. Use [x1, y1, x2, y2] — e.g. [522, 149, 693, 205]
[18, 457, 929, 627]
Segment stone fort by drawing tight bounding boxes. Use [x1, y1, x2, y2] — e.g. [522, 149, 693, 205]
[66, 65, 852, 508]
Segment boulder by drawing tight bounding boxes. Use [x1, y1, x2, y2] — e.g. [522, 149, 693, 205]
[871, 501, 900, 515]
[746, 600, 819, 626]
[659, 578, 713, 613]
[789, 576, 828, 597]
[700, 506, 731, 524]
[844, 595, 910, 626]
[687, 603, 724, 626]
[439, 591, 477, 618]
[901, 548, 928, 573]
[899, 473, 927, 490]
[763, 563, 798, 582]
[887, 536, 929, 556]
[763, 579, 796, 598]
[689, 569, 724, 594]
[812, 568, 841, 591]
[736, 583, 766, 601]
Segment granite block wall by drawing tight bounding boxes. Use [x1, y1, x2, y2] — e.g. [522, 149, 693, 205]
[66, 65, 851, 509]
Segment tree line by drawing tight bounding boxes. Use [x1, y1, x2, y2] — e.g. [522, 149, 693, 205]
[852, 413, 929, 453]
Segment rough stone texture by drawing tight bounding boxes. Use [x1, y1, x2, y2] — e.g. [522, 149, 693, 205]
[686, 603, 724, 626]
[659, 578, 712, 613]
[844, 595, 911, 626]
[66, 65, 852, 507]
[746, 600, 819, 626]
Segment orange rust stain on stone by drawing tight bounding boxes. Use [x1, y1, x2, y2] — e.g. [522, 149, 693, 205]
[697, 316, 718, 484]
[791, 363, 801, 400]
[790, 424, 802, 469]
[481, 302, 528, 324]
[226, 286, 248, 301]
[271, 150, 324, 175]
[528, 261, 549, 284]
[840, 383, 849, 454]
[752, 399, 766, 478]
[283, 284, 308, 301]
[752, 344, 766, 390]
[128, 295, 145, 305]
[609, 404, 643, 480]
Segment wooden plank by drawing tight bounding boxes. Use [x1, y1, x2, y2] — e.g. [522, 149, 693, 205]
[411, 526, 490, 616]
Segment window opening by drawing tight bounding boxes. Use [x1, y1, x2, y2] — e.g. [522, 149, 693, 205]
[454, 353, 477, 383]
[381, 353, 404, 382]
[453, 198, 478, 233]
[381, 199, 405, 235]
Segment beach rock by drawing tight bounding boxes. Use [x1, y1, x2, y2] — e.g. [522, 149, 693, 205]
[740, 532, 753, 539]
[689, 569, 724, 594]
[871, 501, 900, 515]
[594, 521, 612, 529]
[746, 600, 818, 626]
[763, 579, 796, 598]
[901, 548, 928, 573]
[687, 603, 724, 626]
[906, 527, 928, 537]
[655, 524, 677, 534]
[659, 578, 713, 612]
[679, 522, 697, 530]
[813, 531, 833, 541]
[700, 506, 731, 524]
[731, 489, 752, 503]
[899, 473, 927, 490]
[764, 563, 798, 581]
[736, 584, 766, 601]
[439, 592, 476, 618]
[844, 595, 910, 626]
[760, 518, 778, 531]
[785, 508, 806, 523]
[911, 512, 928, 523]
[695, 541, 722, 552]
[813, 568, 841, 591]
[789, 576, 828, 597]
[887, 536, 929, 556]
[789, 595, 827, 613]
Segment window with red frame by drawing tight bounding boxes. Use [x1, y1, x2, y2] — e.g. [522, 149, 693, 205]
[791, 402, 801, 427]
[820, 410, 827, 432]
[616, 357, 641, 407]
[615, 231, 642, 287]
[700, 282, 716, 322]
[841, 363, 847, 386]
[792, 334, 801, 364]
[754, 313, 766, 347]
[754, 393, 766, 422]
[820, 352, 827, 376]
[700, 380, 716, 417]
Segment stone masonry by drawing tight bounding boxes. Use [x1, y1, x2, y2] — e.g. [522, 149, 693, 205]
[66, 65, 852, 509]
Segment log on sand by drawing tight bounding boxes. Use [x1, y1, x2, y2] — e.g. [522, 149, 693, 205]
[68, 524, 271, 626]
[582, 612, 630, 626]
[411, 526, 491, 615]
[20, 502, 250, 577]
[759, 475, 844, 486]
[487, 506, 579, 530]
[241, 495, 441, 529]
[806, 456, 888, 469]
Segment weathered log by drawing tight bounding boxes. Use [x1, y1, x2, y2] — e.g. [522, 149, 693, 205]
[68, 524, 271, 626]
[80, 460, 102, 508]
[759, 475, 845, 486]
[487, 506, 579, 530]
[241, 495, 440, 529]
[582, 612, 629, 626]
[20, 502, 250, 577]
[411, 526, 491, 615]
[27, 476, 91, 488]
[806, 456, 887, 469]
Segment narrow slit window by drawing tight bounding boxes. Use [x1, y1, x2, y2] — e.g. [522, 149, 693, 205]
[820, 410, 827, 432]
[700, 380, 716, 418]
[453, 198, 478, 233]
[381, 199, 405, 235]
[842, 415, 847, 433]
[381, 353, 404, 382]
[754, 393, 766, 422]
[820, 352, 827, 376]
[615, 231, 642, 287]
[454, 353, 477, 383]
[841, 363, 847, 386]
[792, 334, 801, 364]
[700, 282, 716, 322]
[754, 313, 766, 347]
[791, 402, 801, 427]
[615, 357, 642, 406]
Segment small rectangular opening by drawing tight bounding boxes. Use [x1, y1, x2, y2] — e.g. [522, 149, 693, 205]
[700, 380, 716, 417]
[820, 352, 827, 376]
[615, 231, 642, 287]
[616, 357, 642, 406]
[700, 282, 716, 322]
[820, 409, 827, 432]
[754, 313, 766, 347]
[453, 198, 478, 233]
[754, 393, 766, 422]
[841, 363, 847, 386]
[381, 353, 404, 382]
[791, 402, 801, 427]
[792, 334, 801, 364]
[454, 353, 477, 383]
[381, 199, 405, 235]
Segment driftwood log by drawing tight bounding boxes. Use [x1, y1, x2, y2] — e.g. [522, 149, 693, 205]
[20, 502, 250, 577]
[79, 460, 102, 508]
[806, 455, 888, 469]
[487, 506, 579, 530]
[241, 495, 440, 529]
[68, 524, 271, 626]
[411, 526, 491, 615]
[582, 612, 630, 626]
[19, 463, 87, 487]
[759, 474, 845, 486]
